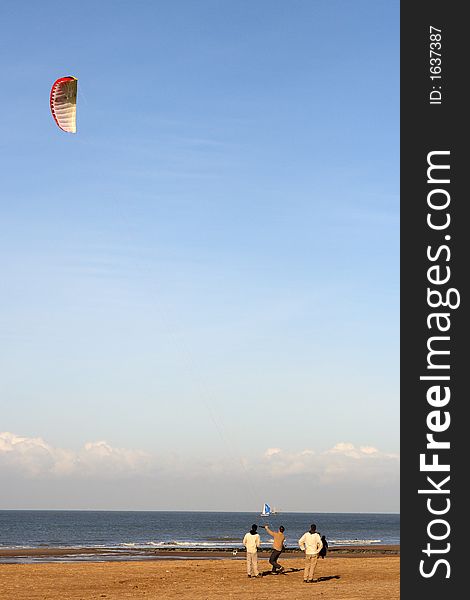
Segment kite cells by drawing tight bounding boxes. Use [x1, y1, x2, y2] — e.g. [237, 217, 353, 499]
[50, 76, 78, 133]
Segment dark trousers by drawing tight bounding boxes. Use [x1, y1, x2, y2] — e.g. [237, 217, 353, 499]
[269, 549, 283, 571]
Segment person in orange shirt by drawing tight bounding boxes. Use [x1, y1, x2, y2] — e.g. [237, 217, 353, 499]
[262, 525, 286, 573]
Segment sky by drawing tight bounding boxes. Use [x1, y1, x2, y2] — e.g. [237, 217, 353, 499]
[0, 0, 399, 512]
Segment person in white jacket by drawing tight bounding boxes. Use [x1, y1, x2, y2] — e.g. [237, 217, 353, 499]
[298, 523, 323, 583]
[243, 524, 261, 577]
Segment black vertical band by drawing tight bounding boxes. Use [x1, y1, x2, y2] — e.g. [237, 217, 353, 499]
[401, 2, 466, 596]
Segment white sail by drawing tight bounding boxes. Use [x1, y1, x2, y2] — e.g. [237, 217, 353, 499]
[260, 503, 271, 516]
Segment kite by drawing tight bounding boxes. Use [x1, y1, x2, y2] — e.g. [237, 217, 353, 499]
[50, 76, 78, 133]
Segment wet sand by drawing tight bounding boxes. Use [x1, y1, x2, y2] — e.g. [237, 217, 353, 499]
[0, 544, 399, 560]
[0, 550, 399, 600]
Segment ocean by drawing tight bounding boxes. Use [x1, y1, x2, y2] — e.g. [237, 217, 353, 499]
[0, 510, 399, 557]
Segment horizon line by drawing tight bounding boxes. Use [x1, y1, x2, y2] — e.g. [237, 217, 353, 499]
[0, 508, 400, 515]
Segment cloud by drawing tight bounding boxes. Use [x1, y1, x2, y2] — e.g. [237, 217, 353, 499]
[0, 432, 151, 478]
[359, 446, 380, 455]
[0, 433, 399, 511]
[264, 447, 282, 458]
[261, 442, 399, 484]
[0, 432, 399, 488]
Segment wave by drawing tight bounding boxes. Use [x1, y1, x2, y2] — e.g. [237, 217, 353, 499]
[120, 540, 244, 549]
[118, 538, 384, 548]
[328, 539, 382, 545]
[1, 539, 385, 551]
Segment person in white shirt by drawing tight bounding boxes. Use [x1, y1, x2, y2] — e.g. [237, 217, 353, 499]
[298, 523, 323, 583]
[242, 524, 261, 577]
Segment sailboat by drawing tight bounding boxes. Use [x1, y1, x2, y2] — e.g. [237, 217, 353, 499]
[260, 503, 279, 516]
[260, 503, 271, 517]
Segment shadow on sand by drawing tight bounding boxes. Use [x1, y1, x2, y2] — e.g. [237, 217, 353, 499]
[260, 567, 302, 576]
[260, 569, 303, 577]
[259, 569, 341, 582]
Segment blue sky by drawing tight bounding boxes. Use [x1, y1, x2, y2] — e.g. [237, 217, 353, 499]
[0, 1, 399, 511]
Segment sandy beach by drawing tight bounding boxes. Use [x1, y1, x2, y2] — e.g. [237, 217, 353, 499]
[0, 548, 399, 600]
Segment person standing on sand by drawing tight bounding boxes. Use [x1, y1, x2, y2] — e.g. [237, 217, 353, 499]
[262, 524, 285, 573]
[242, 524, 261, 578]
[298, 523, 323, 583]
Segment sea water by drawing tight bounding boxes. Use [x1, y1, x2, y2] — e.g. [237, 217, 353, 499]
[0, 510, 399, 553]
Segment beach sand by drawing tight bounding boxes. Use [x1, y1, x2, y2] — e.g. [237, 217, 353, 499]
[0, 551, 399, 600]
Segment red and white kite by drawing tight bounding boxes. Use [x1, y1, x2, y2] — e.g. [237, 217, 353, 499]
[50, 76, 78, 133]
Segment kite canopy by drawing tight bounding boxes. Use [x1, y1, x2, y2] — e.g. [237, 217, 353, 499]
[50, 76, 77, 133]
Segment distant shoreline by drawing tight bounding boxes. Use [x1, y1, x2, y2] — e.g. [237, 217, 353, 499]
[0, 544, 399, 563]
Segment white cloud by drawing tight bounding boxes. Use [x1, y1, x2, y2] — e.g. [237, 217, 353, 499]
[261, 442, 399, 484]
[359, 446, 379, 455]
[0, 433, 399, 511]
[0, 432, 399, 489]
[0, 432, 151, 478]
[327, 442, 376, 458]
[264, 447, 282, 458]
